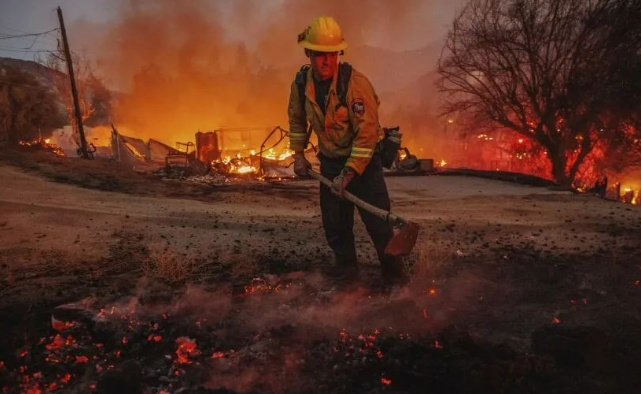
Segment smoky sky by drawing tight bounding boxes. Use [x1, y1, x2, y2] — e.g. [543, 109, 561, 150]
[0, 0, 463, 63]
[0, 0, 465, 150]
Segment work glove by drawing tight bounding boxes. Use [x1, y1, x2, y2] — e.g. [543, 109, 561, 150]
[293, 152, 311, 178]
[332, 167, 357, 199]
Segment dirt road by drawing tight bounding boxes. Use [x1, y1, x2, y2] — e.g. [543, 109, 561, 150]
[1, 153, 641, 393]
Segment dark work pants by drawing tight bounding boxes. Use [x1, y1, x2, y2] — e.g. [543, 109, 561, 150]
[319, 153, 402, 277]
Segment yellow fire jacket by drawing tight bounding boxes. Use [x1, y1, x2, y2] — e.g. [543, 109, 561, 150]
[288, 64, 383, 175]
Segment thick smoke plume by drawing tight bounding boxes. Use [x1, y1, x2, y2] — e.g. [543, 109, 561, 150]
[73, 0, 458, 154]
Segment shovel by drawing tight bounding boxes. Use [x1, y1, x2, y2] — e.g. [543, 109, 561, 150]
[308, 170, 419, 256]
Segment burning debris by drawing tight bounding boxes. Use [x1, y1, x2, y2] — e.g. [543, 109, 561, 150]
[18, 139, 66, 157]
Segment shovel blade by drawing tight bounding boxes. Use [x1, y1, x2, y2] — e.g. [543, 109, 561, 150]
[384, 221, 419, 257]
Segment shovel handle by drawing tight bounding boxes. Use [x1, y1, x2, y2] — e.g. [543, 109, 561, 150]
[308, 170, 404, 226]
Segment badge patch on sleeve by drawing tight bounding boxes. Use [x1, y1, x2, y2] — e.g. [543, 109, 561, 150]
[351, 99, 365, 118]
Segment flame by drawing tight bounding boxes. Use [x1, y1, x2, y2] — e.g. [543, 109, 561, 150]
[235, 165, 256, 174]
[19, 139, 66, 157]
[619, 185, 639, 205]
[124, 142, 146, 159]
[264, 148, 294, 161]
[211, 147, 296, 176]
[439, 159, 447, 167]
[213, 155, 258, 175]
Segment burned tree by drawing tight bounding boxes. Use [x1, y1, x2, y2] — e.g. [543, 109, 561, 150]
[0, 65, 65, 144]
[44, 52, 113, 128]
[438, 0, 641, 187]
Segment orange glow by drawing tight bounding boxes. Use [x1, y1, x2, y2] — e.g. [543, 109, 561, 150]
[235, 165, 257, 174]
[19, 139, 66, 157]
[381, 377, 392, 386]
[264, 148, 294, 161]
[439, 159, 447, 167]
[45, 335, 65, 350]
[51, 318, 75, 331]
[175, 337, 198, 364]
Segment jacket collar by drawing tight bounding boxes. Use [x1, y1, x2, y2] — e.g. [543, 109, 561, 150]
[305, 64, 340, 106]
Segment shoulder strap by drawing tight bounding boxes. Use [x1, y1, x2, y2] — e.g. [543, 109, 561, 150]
[336, 62, 353, 108]
[295, 63, 353, 110]
[295, 65, 310, 112]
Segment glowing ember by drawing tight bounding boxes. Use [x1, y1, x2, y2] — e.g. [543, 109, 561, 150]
[381, 377, 392, 386]
[212, 155, 258, 175]
[45, 335, 65, 350]
[175, 337, 199, 364]
[552, 317, 561, 324]
[51, 317, 75, 331]
[148, 334, 162, 342]
[75, 355, 89, 364]
[439, 159, 447, 167]
[241, 277, 291, 296]
[477, 133, 494, 141]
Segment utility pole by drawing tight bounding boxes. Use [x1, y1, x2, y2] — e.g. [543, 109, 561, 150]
[57, 6, 89, 159]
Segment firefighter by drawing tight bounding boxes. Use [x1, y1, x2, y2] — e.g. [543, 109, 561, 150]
[288, 16, 406, 286]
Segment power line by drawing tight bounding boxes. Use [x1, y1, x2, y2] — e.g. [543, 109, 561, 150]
[0, 47, 56, 53]
[0, 28, 59, 40]
[2, 33, 59, 47]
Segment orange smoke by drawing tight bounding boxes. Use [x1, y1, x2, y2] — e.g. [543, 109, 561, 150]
[74, 0, 455, 150]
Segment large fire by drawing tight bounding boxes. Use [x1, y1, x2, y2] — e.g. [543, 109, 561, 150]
[210, 148, 293, 177]
[213, 153, 257, 176]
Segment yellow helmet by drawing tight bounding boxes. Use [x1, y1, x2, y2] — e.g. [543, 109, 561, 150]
[297, 16, 348, 52]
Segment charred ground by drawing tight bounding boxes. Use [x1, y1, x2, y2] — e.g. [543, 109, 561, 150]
[1, 149, 640, 394]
